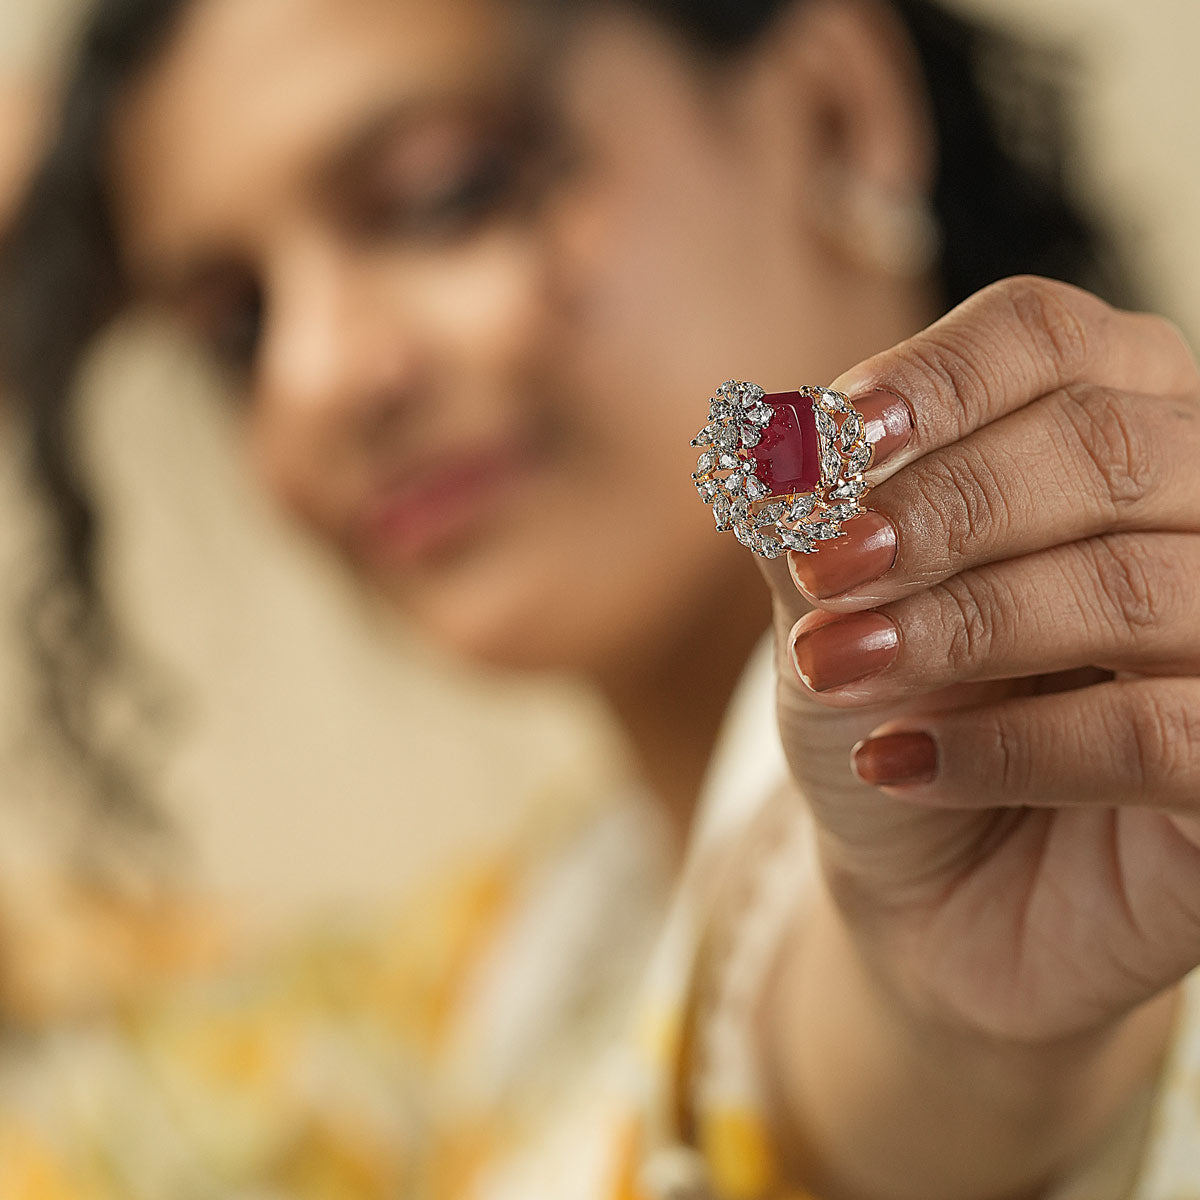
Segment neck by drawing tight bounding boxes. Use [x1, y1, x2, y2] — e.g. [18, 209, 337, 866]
[596, 562, 771, 853]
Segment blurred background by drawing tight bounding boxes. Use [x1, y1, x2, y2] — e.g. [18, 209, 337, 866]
[0, 0, 1196, 931]
[0, 0, 1196, 1189]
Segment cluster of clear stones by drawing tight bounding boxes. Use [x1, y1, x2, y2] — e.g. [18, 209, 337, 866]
[691, 381, 872, 559]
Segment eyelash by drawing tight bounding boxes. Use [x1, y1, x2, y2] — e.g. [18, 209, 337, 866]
[412, 152, 516, 232]
[204, 284, 263, 373]
[359, 134, 539, 243]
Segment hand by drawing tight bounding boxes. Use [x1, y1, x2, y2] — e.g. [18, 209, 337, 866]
[763, 275, 1200, 1045]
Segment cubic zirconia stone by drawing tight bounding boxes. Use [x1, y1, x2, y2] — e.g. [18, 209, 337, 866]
[758, 536, 785, 559]
[730, 497, 751, 520]
[788, 494, 817, 521]
[734, 523, 755, 548]
[825, 503, 858, 523]
[712, 494, 732, 528]
[780, 528, 816, 553]
[744, 476, 768, 501]
[822, 447, 842, 481]
[715, 424, 740, 452]
[740, 424, 762, 450]
[754, 502, 786, 527]
[815, 408, 836, 439]
[696, 449, 717, 474]
[810, 521, 840, 540]
[750, 392, 821, 496]
[840, 412, 864, 449]
[846, 445, 872, 474]
[831, 478, 866, 501]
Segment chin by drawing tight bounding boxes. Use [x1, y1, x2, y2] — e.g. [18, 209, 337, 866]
[376, 557, 593, 676]
[423, 601, 597, 676]
[365, 505, 723, 679]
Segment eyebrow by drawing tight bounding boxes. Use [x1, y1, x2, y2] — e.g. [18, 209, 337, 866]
[311, 8, 572, 204]
[133, 23, 568, 301]
[311, 75, 549, 206]
[130, 87, 518, 301]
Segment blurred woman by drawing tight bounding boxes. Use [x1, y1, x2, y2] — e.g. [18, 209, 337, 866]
[4, 0, 1200, 1197]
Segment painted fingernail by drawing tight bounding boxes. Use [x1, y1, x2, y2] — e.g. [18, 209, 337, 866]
[789, 611, 899, 693]
[852, 388, 914, 469]
[789, 510, 898, 599]
[851, 731, 939, 787]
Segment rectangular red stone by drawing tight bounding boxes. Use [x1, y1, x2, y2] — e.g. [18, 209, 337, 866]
[751, 391, 820, 495]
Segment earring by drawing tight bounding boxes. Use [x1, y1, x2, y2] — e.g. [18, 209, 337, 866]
[830, 178, 942, 279]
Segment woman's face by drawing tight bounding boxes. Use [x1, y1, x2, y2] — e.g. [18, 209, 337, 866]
[112, 0, 924, 673]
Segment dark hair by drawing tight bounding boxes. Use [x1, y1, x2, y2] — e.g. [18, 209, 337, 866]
[0, 0, 194, 852]
[619, 0, 1132, 307]
[0, 0, 1132, 826]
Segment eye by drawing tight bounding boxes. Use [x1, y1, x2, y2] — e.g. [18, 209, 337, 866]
[210, 288, 264, 370]
[351, 109, 565, 244]
[181, 273, 264, 373]
[395, 141, 520, 237]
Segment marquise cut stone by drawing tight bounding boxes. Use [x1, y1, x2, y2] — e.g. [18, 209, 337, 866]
[831, 478, 866, 501]
[788, 494, 817, 521]
[750, 392, 821, 496]
[846, 445, 872, 474]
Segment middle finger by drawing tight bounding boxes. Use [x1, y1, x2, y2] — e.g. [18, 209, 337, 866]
[786, 529, 1200, 707]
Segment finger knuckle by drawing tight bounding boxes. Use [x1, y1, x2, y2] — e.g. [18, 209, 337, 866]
[894, 332, 993, 436]
[989, 275, 1094, 376]
[931, 572, 1013, 673]
[1087, 536, 1172, 642]
[1123, 686, 1200, 796]
[1059, 386, 1157, 518]
[989, 711, 1032, 794]
[912, 446, 1014, 568]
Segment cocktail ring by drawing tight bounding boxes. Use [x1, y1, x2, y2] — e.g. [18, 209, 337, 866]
[692, 381, 873, 559]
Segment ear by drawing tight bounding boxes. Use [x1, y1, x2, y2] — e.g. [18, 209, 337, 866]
[748, 0, 939, 274]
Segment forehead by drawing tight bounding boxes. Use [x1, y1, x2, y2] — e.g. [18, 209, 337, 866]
[111, 0, 536, 278]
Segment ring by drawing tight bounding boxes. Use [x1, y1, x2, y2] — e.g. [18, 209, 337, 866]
[691, 381, 873, 559]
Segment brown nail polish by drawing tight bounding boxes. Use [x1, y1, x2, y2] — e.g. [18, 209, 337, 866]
[852, 388, 914, 469]
[789, 510, 898, 599]
[789, 611, 899, 693]
[851, 731, 939, 787]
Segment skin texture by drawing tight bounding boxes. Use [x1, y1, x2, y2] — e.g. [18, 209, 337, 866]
[757, 276, 1200, 1197]
[106, 0, 1200, 1195]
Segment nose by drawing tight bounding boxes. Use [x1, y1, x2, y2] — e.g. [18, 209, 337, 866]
[252, 241, 422, 500]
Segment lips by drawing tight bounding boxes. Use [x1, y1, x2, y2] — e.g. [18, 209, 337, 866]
[353, 443, 524, 566]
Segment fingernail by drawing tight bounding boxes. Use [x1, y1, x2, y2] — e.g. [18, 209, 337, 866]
[852, 388, 914, 469]
[851, 731, 939, 787]
[789, 611, 899, 693]
[789, 510, 898, 599]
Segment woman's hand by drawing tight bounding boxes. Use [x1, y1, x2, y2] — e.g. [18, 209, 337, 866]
[764, 273, 1200, 1047]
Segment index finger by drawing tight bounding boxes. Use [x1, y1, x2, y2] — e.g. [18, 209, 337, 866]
[830, 275, 1198, 478]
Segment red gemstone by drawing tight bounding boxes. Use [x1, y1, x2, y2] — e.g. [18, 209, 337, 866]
[751, 391, 821, 495]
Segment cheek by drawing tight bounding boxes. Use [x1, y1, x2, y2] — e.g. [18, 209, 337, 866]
[243, 401, 337, 542]
[408, 234, 553, 394]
